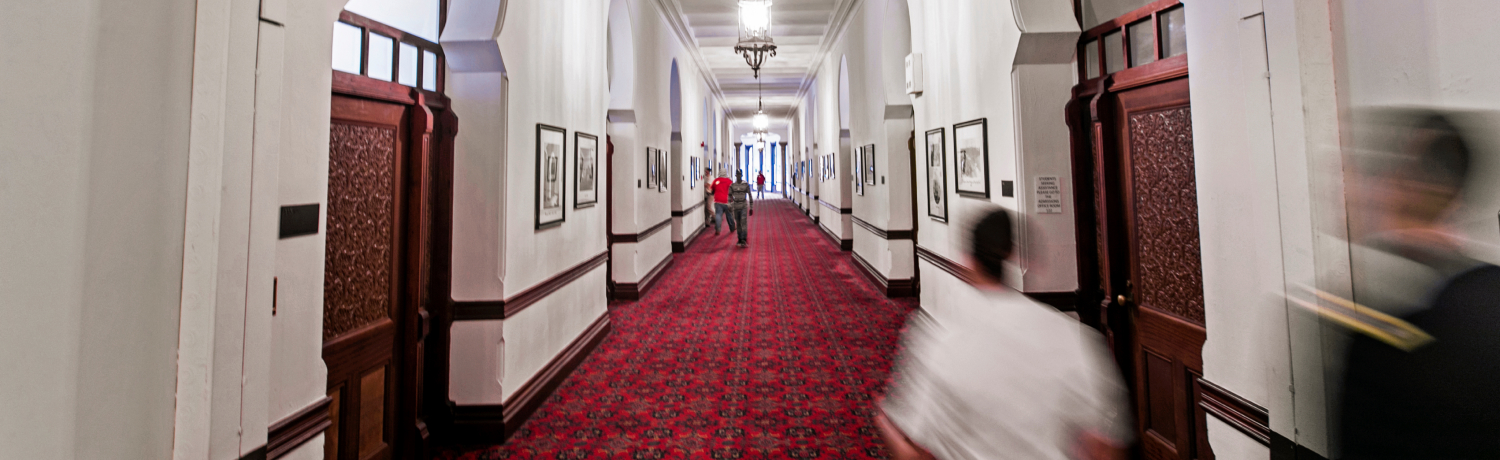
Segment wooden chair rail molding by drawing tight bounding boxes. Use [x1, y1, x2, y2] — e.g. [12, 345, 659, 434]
[914, 245, 1076, 310]
[852, 215, 913, 240]
[609, 217, 672, 244]
[451, 251, 609, 321]
[1196, 378, 1271, 446]
[817, 198, 851, 214]
[670, 201, 706, 217]
[265, 396, 333, 459]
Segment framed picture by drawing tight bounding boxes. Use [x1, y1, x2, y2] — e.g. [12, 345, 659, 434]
[853, 146, 865, 196]
[862, 144, 876, 185]
[925, 127, 948, 222]
[953, 118, 990, 198]
[656, 148, 668, 193]
[645, 147, 656, 189]
[535, 124, 567, 229]
[574, 132, 598, 208]
[689, 156, 698, 189]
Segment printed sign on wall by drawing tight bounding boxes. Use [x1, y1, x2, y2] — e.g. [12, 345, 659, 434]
[1035, 175, 1062, 214]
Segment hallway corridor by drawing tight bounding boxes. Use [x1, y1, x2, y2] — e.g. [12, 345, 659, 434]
[444, 199, 916, 459]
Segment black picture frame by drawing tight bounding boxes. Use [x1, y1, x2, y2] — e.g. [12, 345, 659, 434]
[925, 127, 948, 222]
[853, 146, 865, 196]
[953, 118, 990, 198]
[535, 123, 567, 229]
[574, 132, 598, 208]
[663, 149, 675, 193]
[645, 147, 658, 190]
[689, 156, 698, 189]
[862, 144, 876, 185]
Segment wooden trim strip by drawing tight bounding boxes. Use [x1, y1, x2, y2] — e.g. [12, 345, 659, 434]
[613, 254, 675, 301]
[610, 217, 672, 244]
[671, 201, 706, 217]
[1198, 378, 1271, 446]
[852, 216, 914, 240]
[1026, 291, 1079, 312]
[673, 221, 707, 253]
[500, 313, 613, 443]
[916, 245, 978, 285]
[817, 198, 850, 214]
[501, 251, 609, 318]
[852, 251, 915, 298]
[816, 218, 851, 251]
[266, 396, 332, 459]
[451, 300, 505, 321]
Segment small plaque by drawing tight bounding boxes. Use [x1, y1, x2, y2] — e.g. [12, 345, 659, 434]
[1035, 176, 1063, 214]
[1001, 180, 1015, 198]
[279, 204, 320, 239]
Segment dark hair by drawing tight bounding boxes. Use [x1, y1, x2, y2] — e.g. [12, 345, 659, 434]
[1412, 113, 1472, 198]
[970, 209, 1015, 280]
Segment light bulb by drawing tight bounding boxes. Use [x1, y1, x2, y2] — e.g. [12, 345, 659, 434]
[752, 112, 769, 130]
[739, 1, 772, 34]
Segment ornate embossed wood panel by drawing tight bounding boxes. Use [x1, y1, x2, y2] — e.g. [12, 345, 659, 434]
[325, 123, 398, 340]
[1127, 106, 1205, 325]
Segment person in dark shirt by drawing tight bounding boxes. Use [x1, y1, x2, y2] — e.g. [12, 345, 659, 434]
[729, 171, 754, 247]
[1336, 110, 1500, 459]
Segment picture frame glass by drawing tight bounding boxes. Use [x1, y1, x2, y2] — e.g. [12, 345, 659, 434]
[954, 119, 989, 197]
[863, 145, 876, 185]
[925, 128, 948, 221]
[536, 124, 567, 228]
[574, 132, 598, 208]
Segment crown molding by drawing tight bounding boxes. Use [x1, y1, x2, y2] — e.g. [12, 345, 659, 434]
[651, 0, 734, 120]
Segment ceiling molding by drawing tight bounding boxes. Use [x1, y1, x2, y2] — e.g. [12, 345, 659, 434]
[651, 0, 734, 120]
[784, 0, 863, 127]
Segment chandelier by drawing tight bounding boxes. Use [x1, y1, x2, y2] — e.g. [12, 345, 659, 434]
[734, 0, 777, 79]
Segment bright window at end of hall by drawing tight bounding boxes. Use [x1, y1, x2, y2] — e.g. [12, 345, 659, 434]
[332, 22, 364, 75]
[367, 33, 395, 81]
[1159, 6, 1187, 59]
[421, 50, 438, 91]
[343, 0, 441, 43]
[399, 42, 418, 87]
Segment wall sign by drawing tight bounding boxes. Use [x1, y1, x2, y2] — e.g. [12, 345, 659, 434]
[1035, 175, 1062, 214]
[905, 53, 923, 95]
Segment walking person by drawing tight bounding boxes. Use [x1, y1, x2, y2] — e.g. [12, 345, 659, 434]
[703, 166, 715, 230]
[756, 171, 766, 199]
[876, 208, 1130, 460]
[729, 171, 754, 247]
[710, 171, 735, 236]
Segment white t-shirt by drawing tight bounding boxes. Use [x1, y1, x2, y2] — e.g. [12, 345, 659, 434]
[881, 287, 1131, 459]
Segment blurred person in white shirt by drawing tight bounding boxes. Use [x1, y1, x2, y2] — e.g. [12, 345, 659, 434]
[876, 208, 1132, 460]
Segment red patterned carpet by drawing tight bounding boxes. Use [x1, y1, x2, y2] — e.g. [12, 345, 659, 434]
[440, 198, 917, 459]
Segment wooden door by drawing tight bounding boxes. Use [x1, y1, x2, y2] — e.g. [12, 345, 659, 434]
[1114, 77, 1208, 460]
[1066, 2, 1210, 458]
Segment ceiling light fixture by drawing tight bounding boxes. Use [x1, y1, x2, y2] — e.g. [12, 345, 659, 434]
[734, 0, 776, 79]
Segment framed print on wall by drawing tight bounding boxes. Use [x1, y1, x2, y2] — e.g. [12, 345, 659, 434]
[862, 144, 876, 185]
[925, 127, 948, 222]
[853, 146, 865, 195]
[535, 123, 567, 229]
[953, 118, 990, 198]
[575, 132, 598, 208]
[645, 147, 658, 190]
[689, 156, 698, 189]
[657, 148, 668, 193]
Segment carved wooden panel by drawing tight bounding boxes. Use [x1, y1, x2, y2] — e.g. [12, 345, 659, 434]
[325, 122, 398, 340]
[359, 367, 388, 458]
[1128, 106, 1205, 325]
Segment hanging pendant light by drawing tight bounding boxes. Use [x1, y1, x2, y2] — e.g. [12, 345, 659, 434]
[735, 0, 777, 79]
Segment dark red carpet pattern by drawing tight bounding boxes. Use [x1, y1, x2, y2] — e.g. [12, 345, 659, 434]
[440, 199, 917, 459]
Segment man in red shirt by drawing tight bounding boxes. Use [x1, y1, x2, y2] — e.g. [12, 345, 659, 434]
[711, 172, 736, 236]
[756, 171, 766, 198]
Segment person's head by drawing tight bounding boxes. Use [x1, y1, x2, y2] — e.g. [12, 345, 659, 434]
[969, 208, 1015, 286]
[704, 167, 712, 175]
[719, 170, 729, 178]
[736, 170, 743, 180]
[1354, 110, 1474, 232]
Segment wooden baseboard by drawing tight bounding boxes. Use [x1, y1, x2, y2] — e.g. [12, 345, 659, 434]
[612, 254, 674, 301]
[817, 220, 852, 251]
[673, 222, 706, 253]
[1024, 291, 1079, 312]
[501, 313, 613, 442]
[266, 396, 332, 459]
[446, 404, 505, 446]
[851, 251, 915, 298]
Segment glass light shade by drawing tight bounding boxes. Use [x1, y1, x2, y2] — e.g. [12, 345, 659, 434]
[739, 1, 772, 36]
[755, 141, 767, 151]
[752, 112, 769, 130]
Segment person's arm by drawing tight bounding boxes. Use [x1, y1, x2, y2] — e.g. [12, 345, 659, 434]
[875, 410, 936, 460]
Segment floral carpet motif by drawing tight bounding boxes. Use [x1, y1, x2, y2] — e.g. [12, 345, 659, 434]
[439, 199, 917, 459]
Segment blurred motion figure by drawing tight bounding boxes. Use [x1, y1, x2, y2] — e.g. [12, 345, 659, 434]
[1336, 110, 1500, 459]
[876, 209, 1131, 460]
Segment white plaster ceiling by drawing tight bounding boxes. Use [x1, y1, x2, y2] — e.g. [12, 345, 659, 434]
[669, 0, 844, 129]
